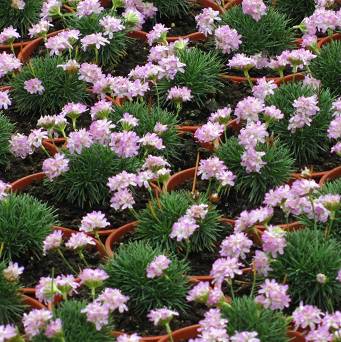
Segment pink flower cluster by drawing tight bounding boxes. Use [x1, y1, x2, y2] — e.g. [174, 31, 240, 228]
[76, 0, 103, 17]
[147, 308, 179, 326]
[214, 25, 242, 54]
[242, 0, 267, 21]
[0, 52, 21, 78]
[146, 255, 171, 278]
[0, 26, 20, 44]
[195, 8, 221, 36]
[42, 153, 70, 180]
[328, 98, 341, 155]
[187, 281, 224, 306]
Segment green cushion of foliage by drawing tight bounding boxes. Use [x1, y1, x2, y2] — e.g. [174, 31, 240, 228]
[45, 144, 142, 209]
[104, 240, 190, 315]
[0, 261, 25, 324]
[0, 0, 43, 35]
[0, 113, 14, 165]
[309, 40, 341, 95]
[135, 190, 224, 254]
[66, 12, 131, 67]
[110, 101, 181, 161]
[149, 0, 190, 17]
[270, 229, 341, 312]
[157, 47, 224, 107]
[266, 82, 333, 166]
[32, 300, 113, 342]
[220, 6, 295, 56]
[10, 56, 89, 118]
[0, 193, 57, 261]
[216, 137, 294, 205]
[221, 296, 289, 342]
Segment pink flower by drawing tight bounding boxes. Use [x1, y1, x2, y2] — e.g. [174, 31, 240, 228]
[219, 232, 252, 259]
[0, 26, 20, 43]
[65, 232, 96, 250]
[195, 8, 221, 36]
[198, 156, 226, 180]
[331, 142, 341, 155]
[117, 334, 141, 342]
[119, 112, 139, 130]
[77, 0, 103, 17]
[61, 102, 87, 117]
[210, 257, 243, 286]
[214, 24, 241, 54]
[263, 106, 284, 121]
[306, 326, 332, 341]
[235, 207, 273, 232]
[89, 119, 115, 144]
[154, 122, 168, 134]
[197, 308, 229, 341]
[66, 129, 93, 155]
[107, 171, 137, 192]
[0, 324, 18, 341]
[43, 230, 63, 255]
[23, 309, 52, 338]
[55, 274, 79, 298]
[129, 63, 162, 81]
[100, 16, 124, 39]
[79, 268, 109, 289]
[110, 188, 135, 211]
[81, 302, 109, 330]
[9, 133, 33, 159]
[110, 131, 140, 158]
[262, 225, 286, 258]
[303, 75, 321, 89]
[0, 90, 11, 110]
[90, 100, 113, 120]
[170, 215, 199, 242]
[147, 308, 179, 326]
[194, 122, 224, 143]
[122, 8, 145, 30]
[230, 331, 260, 342]
[291, 179, 319, 197]
[286, 49, 316, 70]
[11, 0, 25, 10]
[186, 281, 210, 303]
[186, 204, 209, 220]
[28, 20, 52, 38]
[79, 63, 104, 83]
[234, 96, 264, 123]
[148, 44, 173, 63]
[242, 0, 267, 21]
[158, 55, 186, 80]
[42, 153, 70, 180]
[140, 132, 165, 150]
[253, 250, 272, 276]
[40, 0, 62, 20]
[3, 262, 24, 282]
[24, 78, 44, 95]
[263, 184, 291, 207]
[28, 128, 48, 149]
[0, 180, 9, 201]
[167, 86, 192, 103]
[241, 147, 266, 173]
[255, 279, 291, 310]
[293, 303, 324, 330]
[45, 319, 62, 339]
[0, 52, 21, 77]
[80, 211, 109, 233]
[209, 107, 232, 124]
[328, 115, 341, 140]
[97, 288, 129, 313]
[228, 53, 257, 70]
[146, 255, 171, 278]
[252, 78, 277, 100]
[147, 24, 169, 45]
[35, 277, 60, 304]
[81, 33, 109, 51]
[337, 269, 341, 282]
[238, 121, 268, 149]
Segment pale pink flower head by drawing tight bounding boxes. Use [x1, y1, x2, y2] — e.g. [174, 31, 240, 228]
[9, 133, 33, 159]
[210, 257, 243, 286]
[147, 308, 179, 326]
[81, 33, 109, 51]
[147, 23, 169, 46]
[195, 7, 221, 36]
[0, 324, 18, 341]
[331, 142, 341, 156]
[79, 63, 104, 83]
[167, 86, 192, 103]
[0, 180, 10, 201]
[154, 122, 168, 134]
[186, 204, 209, 220]
[42, 153, 70, 180]
[0, 52, 22, 77]
[230, 331, 260, 342]
[122, 8, 145, 30]
[80, 211, 110, 233]
[89, 119, 115, 144]
[56, 274, 79, 298]
[0, 26, 20, 44]
[22, 309, 52, 338]
[219, 232, 253, 259]
[170, 215, 199, 242]
[119, 112, 139, 130]
[11, 0, 26, 10]
[234, 206, 273, 232]
[158, 55, 186, 80]
[45, 319, 63, 339]
[100, 16, 124, 39]
[215, 24, 242, 54]
[255, 279, 291, 311]
[0, 90, 11, 110]
[65, 232, 96, 250]
[328, 115, 341, 140]
[263, 184, 290, 208]
[186, 281, 210, 304]
[252, 77, 277, 100]
[241, 147, 266, 173]
[262, 225, 286, 258]
[197, 308, 228, 340]
[228, 53, 257, 71]
[3, 262, 24, 282]
[209, 107, 232, 125]
[140, 132, 165, 150]
[77, 0, 103, 17]
[110, 188, 135, 211]
[57, 59, 80, 73]
[238, 121, 268, 149]
[293, 303, 323, 330]
[28, 20, 52, 38]
[35, 277, 61, 304]
[194, 122, 224, 144]
[79, 268, 109, 289]
[197, 156, 226, 180]
[107, 171, 137, 192]
[90, 100, 113, 120]
[263, 105, 284, 121]
[40, 0, 62, 19]
[234, 96, 264, 123]
[61, 102, 87, 118]
[253, 250, 272, 276]
[146, 255, 171, 279]
[117, 333, 141, 342]
[66, 129, 93, 155]
[28, 128, 48, 149]
[242, 0, 267, 21]
[24, 78, 44, 95]
[291, 178, 319, 197]
[81, 302, 109, 330]
[97, 287, 129, 313]
[43, 230, 63, 255]
[110, 131, 140, 158]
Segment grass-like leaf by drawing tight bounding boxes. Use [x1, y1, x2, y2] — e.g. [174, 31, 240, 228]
[0, 112, 14, 166]
[149, 0, 190, 18]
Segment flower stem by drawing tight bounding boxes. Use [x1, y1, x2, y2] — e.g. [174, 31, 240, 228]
[165, 323, 174, 342]
[79, 250, 89, 267]
[325, 212, 335, 239]
[57, 248, 77, 274]
[243, 69, 253, 89]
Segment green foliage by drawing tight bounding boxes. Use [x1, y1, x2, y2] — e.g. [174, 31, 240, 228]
[157, 47, 224, 107]
[32, 300, 113, 342]
[135, 190, 223, 254]
[104, 240, 190, 315]
[149, 0, 190, 17]
[220, 6, 295, 56]
[0, 113, 14, 165]
[45, 144, 142, 209]
[265, 0, 316, 25]
[0, 261, 24, 324]
[0, 193, 57, 261]
[10, 56, 89, 118]
[266, 82, 333, 166]
[310, 40, 341, 95]
[299, 178, 341, 241]
[66, 12, 131, 67]
[270, 229, 341, 312]
[216, 137, 294, 205]
[110, 101, 181, 160]
[221, 297, 289, 342]
[0, 0, 43, 36]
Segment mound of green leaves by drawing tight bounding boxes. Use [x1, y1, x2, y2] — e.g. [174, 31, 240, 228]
[135, 190, 223, 254]
[216, 137, 294, 205]
[310, 40, 341, 95]
[10, 56, 89, 118]
[220, 6, 295, 56]
[270, 229, 341, 312]
[0, 113, 14, 165]
[104, 240, 190, 315]
[45, 144, 142, 209]
[0, 193, 57, 261]
[149, 0, 190, 17]
[266, 82, 333, 166]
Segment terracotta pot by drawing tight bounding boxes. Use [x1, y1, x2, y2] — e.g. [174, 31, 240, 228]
[128, 0, 224, 43]
[317, 33, 341, 49]
[10, 172, 46, 192]
[319, 166, 341, 186]
[292, 170, 328, 182]
[158, 325, 306, 342]
[220, 73, 305, 86]
[223, 0, 242, 9]
[22, 294, 46, 310]
[112, 330, 165, 342]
